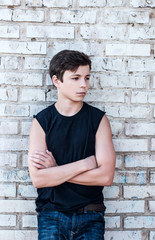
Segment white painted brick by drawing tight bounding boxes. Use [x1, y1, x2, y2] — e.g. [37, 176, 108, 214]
[150, 171, 155, 183]
[99, 74, 149, 89]
[84, 89, 125, 103]
[79, 0, 106, 7]
[113, 139, 148, 152]
[124, 186, 155, 199]
[131, 91, 148, 103]
[23, 154, 28, 167]
[0, 200, 35, 213]
[150, 231, 155, 240]
[22, 215, 37, 228]
[104, 186, 120, 198]
[125, 154, 155, 168]
[114, 171, 146, 184]
[25, 57, 50, 70]
[125, 123, 155, 136]
[0, 121, 18, 134]
[21, 122, 31, 135]
[0, 72, 42, 86]
[129, 26, 155, 40]
[46, 74, 53, 86]
[18, 185, 37, 197]
[105, 105, 150, 118]
[148, 91, 155, 103]
[152, 76, 155, 88]
[106, 0, 126, 6]
[0, 153, 17, 167]
[125, 216, 155, 229]
[0, 26, 19, 38]
[0, 230, 37, 240]
[104, 10, 149, 24]
[151, 138, 155, 151]
[92, 58, 124, 72]
[0, 215, 16, 227]
[0, 41, 46, 54]
[80, 26, 126, 40]
[29, 104, 49, 117]
[115, 155, 124, 169]
[27, 25, 74, 39]
[105, 106, 150, 118]
[0, 0, 20, 5]
[130, 0, 155, 7]
[0, 183, 16, 197]
[43, 0, 72, 7]
[149, 201, 155, 213]
[105, 231, 142, 240]
[106, 44, 150, 56]
[105, 216, 120, 228]
[21, 89, 45, 102]
[110, 121, 124, 137]
[0, 138, 28, 151]
[25, 0, 42, 6]
[0, 9, 12, 20]
[0, 104, 29, 117]
[0, 169, 30, 182]
[0, 89, 9, 101]
[105, 200, 144, 213]
[0, 88, 18, 101]
[50, 9, 96, 24]
[1, 57, 22, 69]
[13, 9, 44, 22]
[48, 41, 103, 57]
[128, 59, 155, 72]
[46, 89, 58, 102]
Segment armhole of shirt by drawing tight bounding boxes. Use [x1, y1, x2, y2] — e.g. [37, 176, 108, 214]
[33, 114, 46, 134]
[95, 112, 106, 135]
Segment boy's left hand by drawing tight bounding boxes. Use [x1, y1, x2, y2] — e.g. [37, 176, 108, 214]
[30, 150, 57, 169]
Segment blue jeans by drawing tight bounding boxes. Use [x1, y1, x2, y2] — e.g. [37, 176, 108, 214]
[37, 210, 105, 240]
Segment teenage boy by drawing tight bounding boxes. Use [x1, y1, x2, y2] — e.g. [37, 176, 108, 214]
[28, 50, 116, 240]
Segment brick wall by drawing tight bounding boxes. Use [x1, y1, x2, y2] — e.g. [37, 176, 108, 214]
[0, 0, 154, 239]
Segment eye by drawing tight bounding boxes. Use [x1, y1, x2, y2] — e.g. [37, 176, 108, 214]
[72, 77, 79, 80]
[85, 77, 90, 81]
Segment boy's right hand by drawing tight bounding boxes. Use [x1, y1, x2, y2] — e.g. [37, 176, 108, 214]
[30, 150, 57, 169]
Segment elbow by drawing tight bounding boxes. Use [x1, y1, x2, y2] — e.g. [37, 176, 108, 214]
[31, 177, 40, 188]
[103, 176, 114, 186]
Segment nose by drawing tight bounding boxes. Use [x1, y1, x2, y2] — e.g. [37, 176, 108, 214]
[80, 78, 87, 88]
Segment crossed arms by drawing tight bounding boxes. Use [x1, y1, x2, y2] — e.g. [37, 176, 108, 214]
[28, 115, 116, 188]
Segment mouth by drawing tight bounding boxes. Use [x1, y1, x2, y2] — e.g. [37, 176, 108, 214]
[76, 92, 86, 95]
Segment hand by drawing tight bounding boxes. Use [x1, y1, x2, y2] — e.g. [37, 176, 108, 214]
[30, 150, 57, 169]
[85, 155, 98, 171]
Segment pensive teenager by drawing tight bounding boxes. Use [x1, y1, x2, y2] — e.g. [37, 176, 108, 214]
[28, 50, 116, 240]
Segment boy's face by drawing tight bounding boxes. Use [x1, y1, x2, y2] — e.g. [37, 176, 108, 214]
[56, 65, 90, 102]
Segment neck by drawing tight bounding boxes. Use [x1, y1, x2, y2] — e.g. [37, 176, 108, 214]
[55, 99, 83, 117]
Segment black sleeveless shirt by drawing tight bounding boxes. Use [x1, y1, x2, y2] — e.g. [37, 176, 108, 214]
[34, 102, 106, 212]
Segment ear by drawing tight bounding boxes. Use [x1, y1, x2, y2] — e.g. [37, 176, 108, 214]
[52, 75, 60, 88]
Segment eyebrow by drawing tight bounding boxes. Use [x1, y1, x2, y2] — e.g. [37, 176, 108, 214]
[71, 74, 90, 76]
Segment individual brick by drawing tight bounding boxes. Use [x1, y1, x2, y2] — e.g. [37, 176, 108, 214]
[106, 44, 150, 56]
[0, 41, 46, 54]
[26, 25, 74, 39]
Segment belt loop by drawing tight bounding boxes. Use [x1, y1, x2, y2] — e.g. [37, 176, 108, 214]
[84, 206, 87, 214]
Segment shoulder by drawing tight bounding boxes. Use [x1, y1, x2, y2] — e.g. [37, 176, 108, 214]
[33, 104, 54, 133]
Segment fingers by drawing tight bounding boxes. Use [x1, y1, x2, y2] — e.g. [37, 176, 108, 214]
[46, 150, 53, 157]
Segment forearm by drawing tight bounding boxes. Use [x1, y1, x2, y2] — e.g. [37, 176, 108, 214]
[68, 166, 114, 186]
[30, 157, 96, 188]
